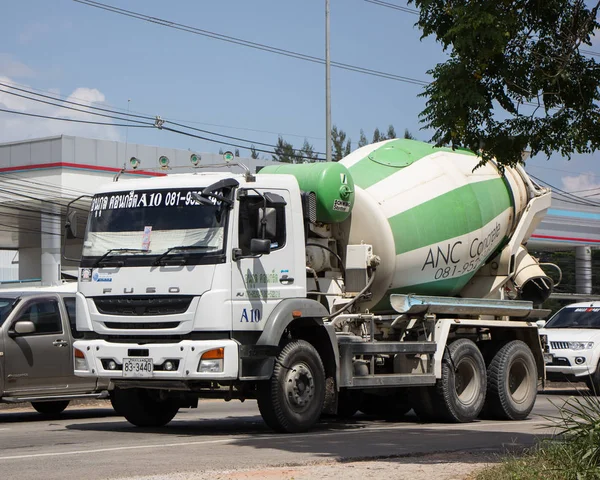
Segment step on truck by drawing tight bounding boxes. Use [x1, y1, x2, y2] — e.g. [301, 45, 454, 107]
[68, 139, 553, 432]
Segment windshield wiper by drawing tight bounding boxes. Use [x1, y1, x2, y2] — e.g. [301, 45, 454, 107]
[153, 245, 215, 266]
[94, 248, 150, 267]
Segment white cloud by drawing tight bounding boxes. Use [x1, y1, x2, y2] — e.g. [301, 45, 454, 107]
[0, 54, 35, 78]
[0, 77, 122, 143]
[561, 172, 600, 193]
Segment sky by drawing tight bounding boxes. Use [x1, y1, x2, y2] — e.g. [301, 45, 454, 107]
[1, 0, 600, 195]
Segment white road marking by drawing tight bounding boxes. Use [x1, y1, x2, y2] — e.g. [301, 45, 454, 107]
[0, 419, 550, 461]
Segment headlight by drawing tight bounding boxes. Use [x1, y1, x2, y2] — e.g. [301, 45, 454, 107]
[74, 348, 89, 370]
[568, 342, 594, 350]
[198, 348, 224, 373]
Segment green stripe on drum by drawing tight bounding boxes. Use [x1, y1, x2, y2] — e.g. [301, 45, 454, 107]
[347, 139, 475, 190]
[389, 178, 511, 255]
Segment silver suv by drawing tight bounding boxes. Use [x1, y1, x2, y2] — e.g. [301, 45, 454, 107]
[0, 284, 109, 415]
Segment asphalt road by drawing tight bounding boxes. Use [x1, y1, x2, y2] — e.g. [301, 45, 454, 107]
[0, 391, 576, 480]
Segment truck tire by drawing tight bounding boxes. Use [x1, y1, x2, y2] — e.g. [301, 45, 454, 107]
[257, 339, 326, 433]
[31, 400, 70, 415]
[585, 362, 600, 395]
[434, 338, 487, 423]
[483, 340, 538, 420]
[111, 388, 179, 427]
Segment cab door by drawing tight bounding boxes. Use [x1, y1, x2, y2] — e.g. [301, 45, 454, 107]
[231, 189, 303, 331]
[3, 296, 71, 394]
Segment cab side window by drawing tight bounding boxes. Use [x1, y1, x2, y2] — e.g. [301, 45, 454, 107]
[63, 297, 82, 338]
[238, 195, 286, 255]
[15, 300, 62, 334]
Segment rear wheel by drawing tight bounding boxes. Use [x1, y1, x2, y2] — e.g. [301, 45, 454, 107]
[111, 388, 179, 427]
[433, 339, 487, 423]
[31, 400, 70, 415]
[257, 340, 325, 433]
[483, 340, 538, 420]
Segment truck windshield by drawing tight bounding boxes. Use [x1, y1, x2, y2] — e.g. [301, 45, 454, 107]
[0, 298, 14, 326]
[82, 188, 230, 266]
[545, 307, 600, 329]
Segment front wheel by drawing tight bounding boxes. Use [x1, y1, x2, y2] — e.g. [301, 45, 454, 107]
[257, 340, 326, 433]
[31, 400, 70, 415]
[111, 388, 179, 427]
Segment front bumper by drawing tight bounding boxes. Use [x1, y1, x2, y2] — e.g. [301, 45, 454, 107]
[545, 351, 596, 377]
[73, 339, 240, 380]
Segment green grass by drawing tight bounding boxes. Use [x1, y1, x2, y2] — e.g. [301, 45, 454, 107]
[474, 393, 600, 480]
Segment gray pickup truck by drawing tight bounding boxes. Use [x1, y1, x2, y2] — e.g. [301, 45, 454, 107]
[0, 284, 109, 415]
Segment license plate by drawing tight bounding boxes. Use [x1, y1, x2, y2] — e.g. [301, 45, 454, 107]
[543, 353, 554, 365]
[123, 357, 153, 377]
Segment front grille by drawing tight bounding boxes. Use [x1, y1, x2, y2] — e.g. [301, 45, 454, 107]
[104, 322, 180, 330]
[94, 296, 193, 316]
[551, 341, 570, 350]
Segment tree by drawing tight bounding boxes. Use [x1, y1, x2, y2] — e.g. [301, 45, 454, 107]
[331, 125, 352, 161]
[409, 0, 600, 168]
[372, 127, 382, 143]
[404, 129, 416, 140]
[250, 144, 259, 160]
[358, 129, 368, 148]
[300, 139, 320, 163]
[272, 136, 301, 163]
[386, 125, 397, 139]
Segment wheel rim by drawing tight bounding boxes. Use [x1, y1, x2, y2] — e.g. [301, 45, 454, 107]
[508, 358, 531, 404]
[283, 361, 315, 411]
[454, 358, 480, 406]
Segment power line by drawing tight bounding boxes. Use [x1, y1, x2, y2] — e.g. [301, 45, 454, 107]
[581, 49, 600, 57]
[364, 0, 419, 15]
[563, 185, 600, 194]
[3, 79, 327, 142]
[0, 81, 328, 157]
[529, 174, 600, 208]
[0, 87, 152, 126]
[0, 105, 325, 161]
[0, 107, 153, 128]
[72, 0, 429, 87]
[526, 164, 599, 178]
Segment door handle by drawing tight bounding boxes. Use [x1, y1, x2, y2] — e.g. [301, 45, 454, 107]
[280, 277, 294, 285]
[53, 340, 69, 348]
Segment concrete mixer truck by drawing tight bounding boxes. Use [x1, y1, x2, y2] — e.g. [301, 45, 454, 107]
[68, 139, 553, 433]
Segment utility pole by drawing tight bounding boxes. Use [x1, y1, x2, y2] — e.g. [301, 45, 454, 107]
[325, 0, 332, 162]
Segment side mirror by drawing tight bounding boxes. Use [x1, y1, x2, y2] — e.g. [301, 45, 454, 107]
[65, 210, 78, 239]
[536, 320, 546, 329]
[12, 320, 36, 335]
[250, 238, 271, 256]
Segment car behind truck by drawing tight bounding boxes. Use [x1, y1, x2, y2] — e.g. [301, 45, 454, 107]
[69, 139, 553, 432]
[0, 284, 109, 414]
